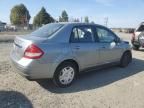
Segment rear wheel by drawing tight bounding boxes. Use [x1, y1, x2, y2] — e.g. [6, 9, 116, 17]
[53, 62, 77, 88]
[120, 52, 132, 68]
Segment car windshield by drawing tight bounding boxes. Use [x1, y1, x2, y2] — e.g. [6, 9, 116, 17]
[31, 23, 64, 37]
[137, 25, 144, 32]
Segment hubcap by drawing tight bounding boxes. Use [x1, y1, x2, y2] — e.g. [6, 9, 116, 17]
[59, 66, 75, 85]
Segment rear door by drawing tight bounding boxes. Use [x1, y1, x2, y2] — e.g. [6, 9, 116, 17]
[94, 26, 123, 64]
[70, 25, 99, 70]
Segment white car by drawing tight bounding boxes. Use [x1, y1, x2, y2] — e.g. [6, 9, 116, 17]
[132, 22, 144, 50]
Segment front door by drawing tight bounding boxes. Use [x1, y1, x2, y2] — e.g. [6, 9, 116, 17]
[95, 26, 123, 64]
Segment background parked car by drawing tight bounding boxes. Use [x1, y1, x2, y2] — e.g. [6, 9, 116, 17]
[132, 22, 144, 50]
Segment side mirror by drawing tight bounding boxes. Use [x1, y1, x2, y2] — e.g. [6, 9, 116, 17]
[110, 41, 116, 48]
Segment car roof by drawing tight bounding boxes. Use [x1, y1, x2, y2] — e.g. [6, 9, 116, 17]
[46, 22, 111, 43]
[54, 22, 105, 27]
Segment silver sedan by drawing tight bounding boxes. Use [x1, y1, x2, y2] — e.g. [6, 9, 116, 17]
[10, 23, 132, 87]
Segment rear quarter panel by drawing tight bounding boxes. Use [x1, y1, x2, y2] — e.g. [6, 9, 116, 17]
[37, 43, 78, 76]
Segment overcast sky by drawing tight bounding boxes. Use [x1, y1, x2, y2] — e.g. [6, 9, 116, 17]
[0, 0, 144, 28]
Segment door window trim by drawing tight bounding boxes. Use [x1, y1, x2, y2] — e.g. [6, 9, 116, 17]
[95, 25, 118, 43]
[69, 25, 97, 43]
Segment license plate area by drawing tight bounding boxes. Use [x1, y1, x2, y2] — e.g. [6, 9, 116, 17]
[13, 43, 23, 60]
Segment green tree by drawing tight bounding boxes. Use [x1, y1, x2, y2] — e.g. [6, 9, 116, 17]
[84, 16, 89, 23]
[59, 10, 69, 22]
[10, 4, 31, 26]
[59, 16, 63, 22]
[74, 18, 80, 22]
[33, 7, 55, 27]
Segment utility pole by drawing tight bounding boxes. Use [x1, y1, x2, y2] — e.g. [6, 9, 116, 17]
[104, 17, 108, 27]
[81, 17, 83, 22]
[26, 11, 28, 28]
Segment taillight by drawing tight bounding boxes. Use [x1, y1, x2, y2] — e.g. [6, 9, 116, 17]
[132, 33, 135, 41]
[24, 44, 44, 59]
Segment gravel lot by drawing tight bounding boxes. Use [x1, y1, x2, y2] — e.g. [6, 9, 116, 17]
[0, 33, 144, 108]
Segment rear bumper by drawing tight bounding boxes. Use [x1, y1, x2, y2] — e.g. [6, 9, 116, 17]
[10, 52, 56, 80]
[132, 40, 144, 47]
[131, 40, 140, 46]
[10, 57, 32, 79]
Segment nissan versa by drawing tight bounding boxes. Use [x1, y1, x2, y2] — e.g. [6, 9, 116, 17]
[10, 23, 132, 87]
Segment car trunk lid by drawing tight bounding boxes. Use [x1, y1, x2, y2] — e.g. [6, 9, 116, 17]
[12, 35, 47, 61]
[12, 36, 32, 61]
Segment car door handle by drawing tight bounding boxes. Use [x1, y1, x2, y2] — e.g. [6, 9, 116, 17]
[101, 46, 106, 49]
[74, 46, 80, 50]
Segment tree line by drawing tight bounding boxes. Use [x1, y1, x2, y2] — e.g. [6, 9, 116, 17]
[10, 4, 90, 27]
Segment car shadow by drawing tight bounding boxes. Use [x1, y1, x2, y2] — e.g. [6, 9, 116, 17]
[138, 48, 144, 52]
[133, 48, 144, 52]
[37, 58, 144, 94]
[0, 91, 33, 108]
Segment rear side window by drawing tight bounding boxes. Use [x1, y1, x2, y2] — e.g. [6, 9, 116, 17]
[70, 26, 95, 43]
[137, 25, 144, 32]
[31, 24, 64, 37]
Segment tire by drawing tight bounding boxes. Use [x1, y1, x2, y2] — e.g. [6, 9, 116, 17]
[132, 45, 140, 50]
[53, 62, 77, 88]
[120, 52, 132, 68]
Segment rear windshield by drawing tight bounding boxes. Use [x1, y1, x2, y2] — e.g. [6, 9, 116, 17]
[137, 25, 144, 32]
[31, 23, 64, 37]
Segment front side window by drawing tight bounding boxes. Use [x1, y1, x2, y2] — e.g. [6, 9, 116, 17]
[71, 26, 95, 43]
[96, 27, 116, 43]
